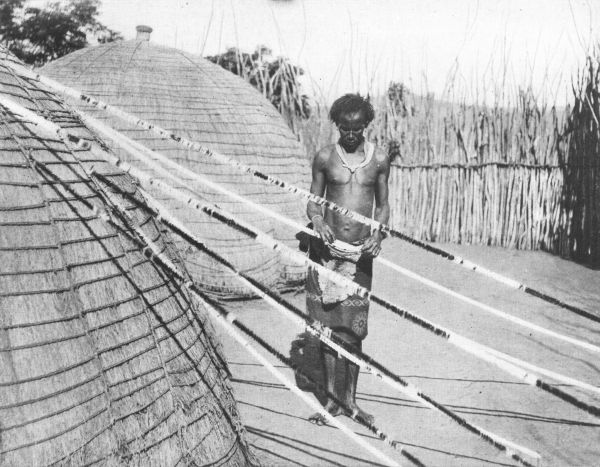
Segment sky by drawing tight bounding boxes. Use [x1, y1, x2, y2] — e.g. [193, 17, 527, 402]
[30, 0, 600, 105]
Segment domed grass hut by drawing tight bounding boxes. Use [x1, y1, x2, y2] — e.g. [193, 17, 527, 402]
[42, 26, 311, 297]
[0, 51, 253, 465]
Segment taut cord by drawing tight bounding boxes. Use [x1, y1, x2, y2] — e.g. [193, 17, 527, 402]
[3, 93, 599, 422]
[94, 196, 412, 467]
[74, 111, 600, 355]
[126, 186, 542, 465]
[5, 59, 598, 326]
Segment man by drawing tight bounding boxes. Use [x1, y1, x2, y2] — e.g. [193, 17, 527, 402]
[306, 93, 390, 425]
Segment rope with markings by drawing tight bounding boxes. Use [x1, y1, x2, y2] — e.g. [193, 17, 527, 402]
[91, 184, 414, 467]
[1, 93, 420, 466]
[123, 186, 542, 465]
[75, 112, 600, 355]
[3, 94, 598, 421]
[5, 59, 598, 326]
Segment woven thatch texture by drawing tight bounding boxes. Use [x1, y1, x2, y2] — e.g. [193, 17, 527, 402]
[42, 39, 311, 297]
[0, 51, 252, 466]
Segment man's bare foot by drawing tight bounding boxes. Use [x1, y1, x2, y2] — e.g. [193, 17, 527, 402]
[308, 412, 329, 426]
[308, 401, 342, 426]
[345, 402, 374, 426]
[325, 402, 343, 417]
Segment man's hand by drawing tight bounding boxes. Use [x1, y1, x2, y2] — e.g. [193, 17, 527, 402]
[312, 216, 335, 244]
[361, 230, 384, 258]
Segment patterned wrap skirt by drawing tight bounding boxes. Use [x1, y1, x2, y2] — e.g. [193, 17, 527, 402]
[306, 237, 373, 344]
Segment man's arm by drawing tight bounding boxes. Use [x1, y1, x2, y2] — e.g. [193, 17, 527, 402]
[307, 149, 335, 243]
[362, 151, 391, 257]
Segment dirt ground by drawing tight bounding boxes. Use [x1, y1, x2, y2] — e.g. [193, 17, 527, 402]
[215, 238, 600, 467]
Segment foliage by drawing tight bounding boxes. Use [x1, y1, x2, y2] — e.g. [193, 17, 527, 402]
[0, 0, 122, 66]
[387, 81, 412, 118]
[206, 46, 311, 132]
[560, 51, 600, 264]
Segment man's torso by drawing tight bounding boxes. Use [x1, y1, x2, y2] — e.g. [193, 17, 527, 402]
[321, 142, 380, 242]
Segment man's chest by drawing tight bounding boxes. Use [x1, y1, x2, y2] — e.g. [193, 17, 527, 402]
[325, 159, 378, 186]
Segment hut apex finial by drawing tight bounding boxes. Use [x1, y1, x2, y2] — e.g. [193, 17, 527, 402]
[136, 25, 153, 41]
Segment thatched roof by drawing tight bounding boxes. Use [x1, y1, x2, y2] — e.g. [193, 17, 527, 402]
[42, 32, 311, 297]
[0, 50, 252, 465]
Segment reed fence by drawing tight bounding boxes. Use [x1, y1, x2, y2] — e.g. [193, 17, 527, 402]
[298, 76, 600, 265]
[389, 162, 564, 250]
[373, 86, 573, 253]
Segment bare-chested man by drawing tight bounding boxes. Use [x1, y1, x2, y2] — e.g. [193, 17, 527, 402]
[306, 93, 390, 425]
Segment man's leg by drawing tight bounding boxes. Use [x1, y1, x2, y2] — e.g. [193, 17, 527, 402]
[343, 340, 374, 425]
[321, 346, 343, 414]
[309, 344, 342, 425]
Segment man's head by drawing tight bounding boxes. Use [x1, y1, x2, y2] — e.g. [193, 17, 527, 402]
[329, 93, 375, 152]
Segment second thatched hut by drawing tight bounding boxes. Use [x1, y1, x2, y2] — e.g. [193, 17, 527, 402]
[42, 26, 311, 297]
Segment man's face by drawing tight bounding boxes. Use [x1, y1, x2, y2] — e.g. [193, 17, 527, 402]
[337, 110, 367, 153]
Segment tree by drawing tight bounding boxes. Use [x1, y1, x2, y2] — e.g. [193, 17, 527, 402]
[0, 0, 122, 66]
[206, 46, 311, 131]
